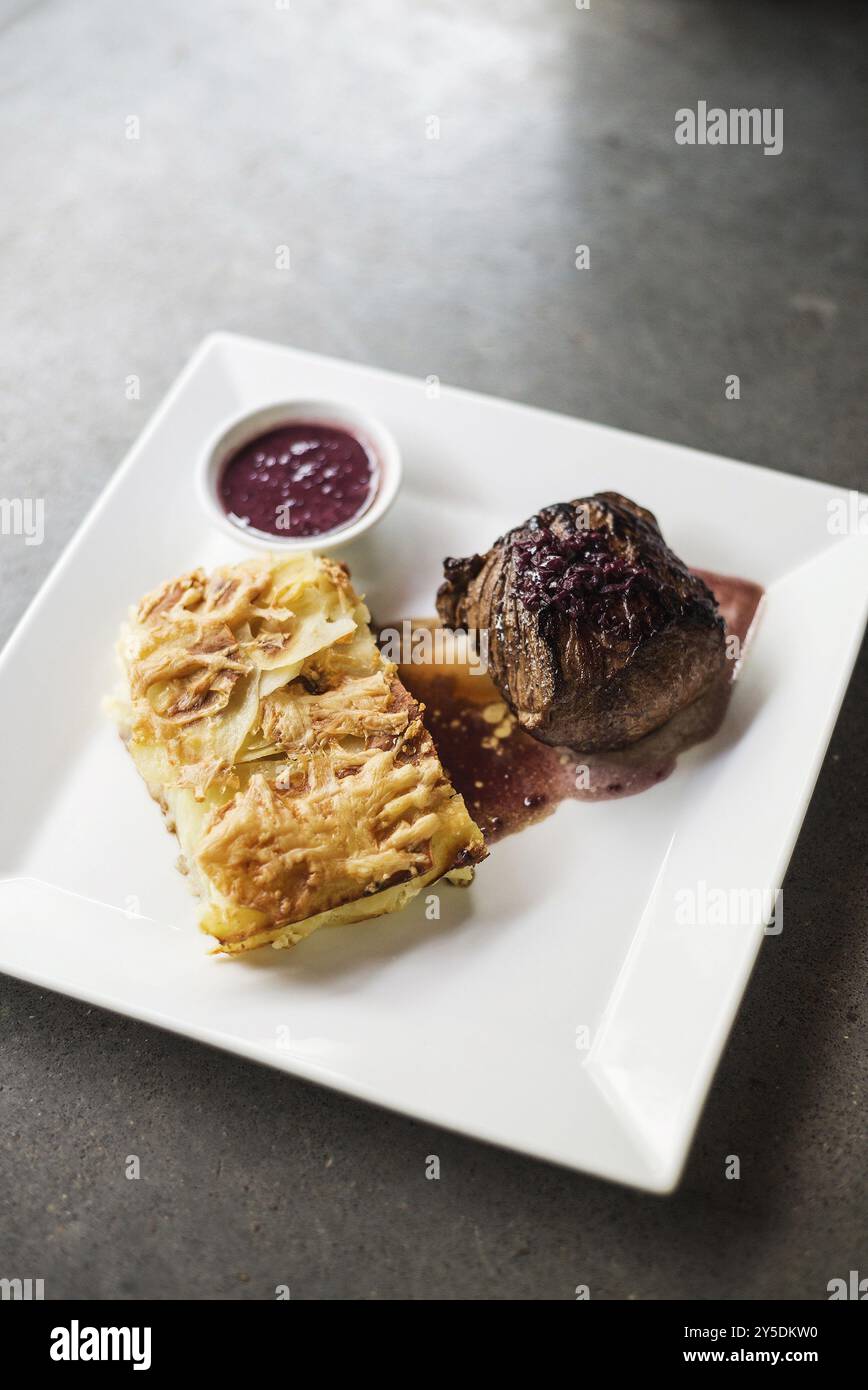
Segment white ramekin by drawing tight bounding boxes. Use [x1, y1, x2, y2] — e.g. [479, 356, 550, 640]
[197, 398, 402, 552]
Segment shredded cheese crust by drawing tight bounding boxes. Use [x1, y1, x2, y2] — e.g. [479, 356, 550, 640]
[112, 553, 485, 952]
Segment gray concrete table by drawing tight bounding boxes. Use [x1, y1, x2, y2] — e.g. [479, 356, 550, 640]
[1, 0, 865, 1299]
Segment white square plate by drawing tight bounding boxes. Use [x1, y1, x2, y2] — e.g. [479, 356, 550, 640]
[2, 333, 866, 1192]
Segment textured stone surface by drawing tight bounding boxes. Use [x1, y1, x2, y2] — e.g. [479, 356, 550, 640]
[0, 0, 865, 1299]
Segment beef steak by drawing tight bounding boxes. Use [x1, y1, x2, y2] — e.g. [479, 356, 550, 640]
[436, 492, 726, 752]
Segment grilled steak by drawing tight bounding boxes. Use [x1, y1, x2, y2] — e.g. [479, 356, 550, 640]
[437, 492, 726, 752]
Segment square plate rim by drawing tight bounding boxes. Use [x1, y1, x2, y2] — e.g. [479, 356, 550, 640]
[1, 330, 866, 1194]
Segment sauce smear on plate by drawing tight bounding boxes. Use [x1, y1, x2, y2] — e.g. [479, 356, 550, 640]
[395, 571, 764, 843]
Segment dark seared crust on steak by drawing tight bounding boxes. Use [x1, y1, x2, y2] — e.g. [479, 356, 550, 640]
[437, 492, 726, 752]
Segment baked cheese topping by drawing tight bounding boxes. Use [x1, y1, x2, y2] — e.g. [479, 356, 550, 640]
[111, 553, 485, 953]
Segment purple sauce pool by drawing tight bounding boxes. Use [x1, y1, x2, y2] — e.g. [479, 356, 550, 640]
[218, 422, 378, 538]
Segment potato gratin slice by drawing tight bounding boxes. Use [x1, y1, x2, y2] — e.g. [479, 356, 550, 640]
[111, 553, 486, 953]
